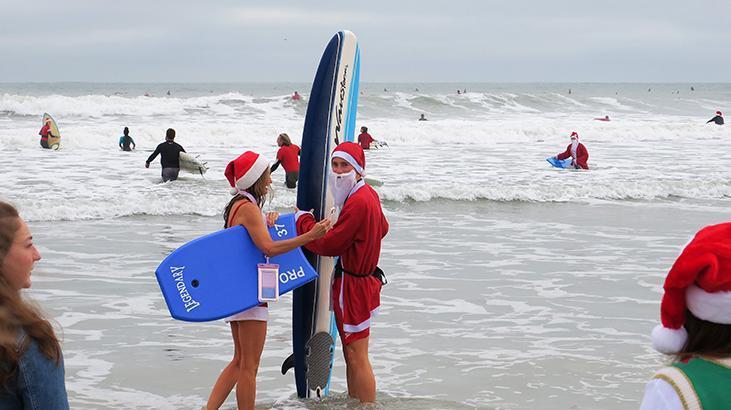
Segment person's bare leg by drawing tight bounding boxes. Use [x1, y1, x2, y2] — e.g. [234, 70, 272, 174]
[235, 320, 267, 410]
[343, 336, 376, 402]
[206, 322, 240, 409]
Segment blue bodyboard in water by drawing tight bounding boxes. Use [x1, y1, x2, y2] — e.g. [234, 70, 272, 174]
[155, 213, 318, 322]
[547, 157, 573, 169]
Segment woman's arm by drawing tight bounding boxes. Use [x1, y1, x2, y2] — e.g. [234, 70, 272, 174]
[232, 203, 330, 257]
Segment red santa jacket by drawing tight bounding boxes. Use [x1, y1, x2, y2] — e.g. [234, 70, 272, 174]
[556, 142, 589, 170]
[296, 183, 389, 275]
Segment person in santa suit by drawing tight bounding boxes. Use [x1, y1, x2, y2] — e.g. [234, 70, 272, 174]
[706, 111, 724, 125]
[640, 223, 731, 410]
[295, 142, 389, 403]
[553, 131, 589, 170]
[206, 151, 330, 410]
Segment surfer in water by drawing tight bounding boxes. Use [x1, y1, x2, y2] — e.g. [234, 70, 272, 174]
[707, 111, 724, 125]
[552, 131, 589, 170]
[145, 128, 186, 182]
[418, 114, 428, 121]
[38, 118, 54, 149]
[357, 126, 378, 150]
[640, 223, 731, 409]
[206, 152, 330, 410]
[270, 133, 300, 189]
[118, 127, 136, 151]
[594, 115, 610, 122]
[291, 91, 302, 101]
[296, 142, 389, 403]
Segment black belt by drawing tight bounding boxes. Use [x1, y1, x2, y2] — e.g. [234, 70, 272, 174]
[334, 259, 387, 286]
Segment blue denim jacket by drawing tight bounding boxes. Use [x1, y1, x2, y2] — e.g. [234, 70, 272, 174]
[0, 331, 69, 409]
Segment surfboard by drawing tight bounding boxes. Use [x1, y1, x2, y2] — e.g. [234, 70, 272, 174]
[179, 152, 208, 176]
[546, 157, 573, 169]
[42, 113, 61, 150]
[284, 31, 361, 399]
[154, 213, 318, 322]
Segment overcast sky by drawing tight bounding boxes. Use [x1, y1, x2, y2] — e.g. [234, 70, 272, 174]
[1, 0, 729, 82]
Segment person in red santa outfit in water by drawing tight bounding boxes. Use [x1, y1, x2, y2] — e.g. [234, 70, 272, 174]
[640, 223, 731, 410]
[295, 142, 389, 403]
[552, 131, 589, 170]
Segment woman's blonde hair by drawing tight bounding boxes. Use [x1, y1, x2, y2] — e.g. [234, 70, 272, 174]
[0, 201, 61, 385]
[277, 133, 292, 147]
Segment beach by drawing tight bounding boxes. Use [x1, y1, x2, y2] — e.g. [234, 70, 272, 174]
[2, 82, 731, 408]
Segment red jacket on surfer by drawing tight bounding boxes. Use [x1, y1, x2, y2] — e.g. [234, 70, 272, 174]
[555, 131, 589, 170]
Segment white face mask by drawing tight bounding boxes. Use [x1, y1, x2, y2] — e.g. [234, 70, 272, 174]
[328, 170, 357, 207]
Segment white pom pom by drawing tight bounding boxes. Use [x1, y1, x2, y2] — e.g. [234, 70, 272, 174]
[230, 187, 239, 195]
[651, 324, 688, 354]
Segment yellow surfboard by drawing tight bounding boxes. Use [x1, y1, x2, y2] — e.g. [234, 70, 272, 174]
[42, 113, 61, 150]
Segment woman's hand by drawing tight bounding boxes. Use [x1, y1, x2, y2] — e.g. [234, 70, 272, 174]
[265, 211, 280, 227]
[307, 219, 332, 240]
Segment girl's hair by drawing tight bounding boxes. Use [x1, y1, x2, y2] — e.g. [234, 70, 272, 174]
[123, 127, 129, 136]
[277, 133, 292, 147]
[223, 169, 270, 228]
[0, 202, 61, 385]
[678, 309, 731, 360]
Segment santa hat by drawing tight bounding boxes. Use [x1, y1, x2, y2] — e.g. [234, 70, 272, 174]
[224, 151, 269, 195]
[332, 142, 366, 176]
[570, 132, 579, 139]
[717, 111, 723, 116]
[651, 223, 731, 354]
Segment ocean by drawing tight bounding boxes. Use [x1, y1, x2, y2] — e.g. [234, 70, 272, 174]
[1, 82, 730, 409]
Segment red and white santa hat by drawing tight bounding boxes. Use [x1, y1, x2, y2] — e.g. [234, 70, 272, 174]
[717, 111, 723, 116]
[332, 142, 366, 176]
[651, 222, 731, 354]
[570, 131, 579, 139]
[224, 151, 269, 195]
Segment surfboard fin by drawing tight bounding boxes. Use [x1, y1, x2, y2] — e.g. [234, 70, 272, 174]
[281, 353, 295, 375]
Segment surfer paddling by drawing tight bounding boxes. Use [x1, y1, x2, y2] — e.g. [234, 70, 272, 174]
[551, 131, 589, 170]
[296, 142, 389, 403]
[206, 151, 331, 410]
[707, 111, 724, 125]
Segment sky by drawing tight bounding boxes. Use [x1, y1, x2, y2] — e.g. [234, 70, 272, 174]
[1, 0, 729, 83]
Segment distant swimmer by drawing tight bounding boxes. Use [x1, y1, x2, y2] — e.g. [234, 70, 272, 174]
[552, 131, 589, 170]
[463, 88, 467, 94]
[145, 128, 186, 182]
[166, 90, 171, 96]
[144, 92, 151, 97]
[418, 114, 428, 121]
[358, 126, 378, 150]
[457, 90, 461, 95]
[38, 118, 54, 149]
[270, 133, 300, 189]
[594, 115, 611, 122]
[119, 127, 136, 151]
[691, 86, 695, 91]
[291, 91, 301, 101]
[648, 88, 652, 92]
[568, 89, 572, 94]
[383, 88, 388, 92]
[707, 111, 724, 125]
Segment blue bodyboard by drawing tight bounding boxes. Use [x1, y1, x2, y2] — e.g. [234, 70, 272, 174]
[155, 213, 318, 322]
[547, 157, 573, 169]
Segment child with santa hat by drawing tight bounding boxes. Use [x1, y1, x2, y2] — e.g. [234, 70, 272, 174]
[206, 151, 331, 410]
[640, 223, 731, 409]
[296, 141, 389, 403]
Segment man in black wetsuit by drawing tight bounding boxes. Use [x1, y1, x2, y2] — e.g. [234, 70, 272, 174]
[145, 128, 186, 182]
[707, 111, 724, 125]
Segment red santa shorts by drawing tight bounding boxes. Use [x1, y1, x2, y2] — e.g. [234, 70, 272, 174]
[331, 274, 382, 345]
